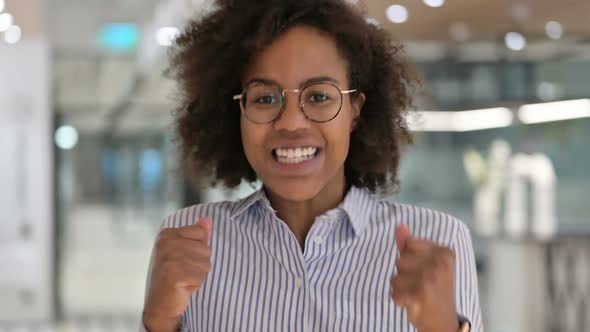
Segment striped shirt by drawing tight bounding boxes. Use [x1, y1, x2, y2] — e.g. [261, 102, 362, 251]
[142, 186, 483, 331]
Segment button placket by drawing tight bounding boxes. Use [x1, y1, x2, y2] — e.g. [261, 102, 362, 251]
[313, 235, 323, 245]
[295, 277, 304, 289]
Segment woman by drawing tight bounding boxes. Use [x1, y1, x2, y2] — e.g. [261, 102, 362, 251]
[141, 0, 481, 331]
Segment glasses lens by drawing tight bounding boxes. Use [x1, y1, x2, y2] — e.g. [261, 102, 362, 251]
[242, 83, 283, 123]
[300, 83, 342, 122]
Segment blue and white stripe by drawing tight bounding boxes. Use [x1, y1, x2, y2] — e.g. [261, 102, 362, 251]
[142, 186, 483, 331]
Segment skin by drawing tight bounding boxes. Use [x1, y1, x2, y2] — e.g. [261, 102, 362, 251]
[240, 26, 365, 251]
[392, 225, 460, 332]
[143, 218, 213, 332]
[144, 25, 459, 332]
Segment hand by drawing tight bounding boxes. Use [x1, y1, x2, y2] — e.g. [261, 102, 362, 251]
[143, 217, 213, 332]
[390, 224, 459, 332]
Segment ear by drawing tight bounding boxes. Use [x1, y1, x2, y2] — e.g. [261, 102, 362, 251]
[350, 92, 366, 132]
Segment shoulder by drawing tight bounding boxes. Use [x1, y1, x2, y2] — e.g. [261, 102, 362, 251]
[373, 200, 470, 248]
[158, 195, 253, 230]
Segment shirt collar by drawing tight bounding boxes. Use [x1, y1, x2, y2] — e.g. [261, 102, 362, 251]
[339, 185, 379, 236]
[230, 187, 271, 220]
[231, 185, 379, 237]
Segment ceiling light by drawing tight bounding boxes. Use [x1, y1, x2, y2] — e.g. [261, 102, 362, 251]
[4, 24, 20, 44]
[423, 0, 445, 8]
[386, 5, 408, 24]
[408, 108, 514, 132]
[519, 99, 590, 124]
[55, 125, 79, 150]
[505, 32, 526, 51]
[0, 12, 12, 32]
[545, 21, 563, 40]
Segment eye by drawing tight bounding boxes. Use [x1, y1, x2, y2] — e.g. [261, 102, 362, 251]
[307, 93, 330, 103]
[255, 95, 280, 104]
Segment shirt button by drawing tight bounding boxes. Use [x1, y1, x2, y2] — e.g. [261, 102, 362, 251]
[313, 236, 323, 244]
[295, 277, 304, 288]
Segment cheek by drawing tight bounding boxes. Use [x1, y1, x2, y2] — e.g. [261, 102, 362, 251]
[240, 119, 265, 164]
[332, 132, 351, 160]
[332, 108, 354, 150]
[240, 119, 253, 157]
[323, 120, 352, 162]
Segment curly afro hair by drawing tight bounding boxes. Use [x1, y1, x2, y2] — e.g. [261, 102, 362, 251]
[169, 0, 418, 194]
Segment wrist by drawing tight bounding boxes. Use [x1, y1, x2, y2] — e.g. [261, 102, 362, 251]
[143, 310, 182, 332]
[421, 323, 459, 332]
[420, 313, 460, 332]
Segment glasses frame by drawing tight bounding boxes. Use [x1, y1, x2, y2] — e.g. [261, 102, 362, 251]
[232, 81, 358, 124]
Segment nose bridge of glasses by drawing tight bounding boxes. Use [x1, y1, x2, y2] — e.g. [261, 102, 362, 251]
[281, 88, 304, 108]
[272, 88, 308, 124]
[282, 88, 301, 93]
[282, 88, 301, 99]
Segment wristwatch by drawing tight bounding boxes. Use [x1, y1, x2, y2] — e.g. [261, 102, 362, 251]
[458, 320, 470, 332]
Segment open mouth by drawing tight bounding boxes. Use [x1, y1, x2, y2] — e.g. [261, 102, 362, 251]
[272, 146, 320, 164]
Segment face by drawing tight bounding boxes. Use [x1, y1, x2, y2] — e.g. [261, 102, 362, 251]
[240, 25, 365, 202]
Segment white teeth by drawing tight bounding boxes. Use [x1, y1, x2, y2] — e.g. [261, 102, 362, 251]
[274, 146, 318, 163]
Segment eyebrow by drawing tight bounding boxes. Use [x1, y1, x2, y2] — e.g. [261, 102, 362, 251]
[244, 76, 341, 89]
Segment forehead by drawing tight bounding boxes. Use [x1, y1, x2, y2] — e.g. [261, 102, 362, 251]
[243, 25, 350, 88]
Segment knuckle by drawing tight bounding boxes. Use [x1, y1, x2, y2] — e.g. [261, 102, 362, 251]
[430, 255, 444, 269]
[159, 264, 181, 286]
[396, 257, 408, 269]
[156, 243, 174, 261]
[155, 231, 171, 249]
[419, 267, 436, 285]
[391, 291, 402, 303]
[419, 271, 431, 285]
[430, 248, 454, 270]
[390, 275, 400, 287]
[160, 260, 178, 275]
[442, 247, 455, 261]
[186, 227, 203, 239]
[193, 277, 204, 288]
[157, 231, 180, 249]
[415, 281, 428, 297]
[201, 246, 212, 258]
[440, 249, 456, 268]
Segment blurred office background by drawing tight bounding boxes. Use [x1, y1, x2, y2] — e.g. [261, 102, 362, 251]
[0, 0, 589, 331]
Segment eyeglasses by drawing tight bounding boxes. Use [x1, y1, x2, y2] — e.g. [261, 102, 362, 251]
[233, 81, 357, 124]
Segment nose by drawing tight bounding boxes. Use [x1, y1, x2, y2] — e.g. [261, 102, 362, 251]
[272, 91, 311, 131]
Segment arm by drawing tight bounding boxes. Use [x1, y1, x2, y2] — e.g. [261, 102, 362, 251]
[139, 248, 186, 332]
[139, 217, 213, 332]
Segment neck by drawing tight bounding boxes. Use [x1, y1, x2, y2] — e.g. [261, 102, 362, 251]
[266, 173, 347, 251]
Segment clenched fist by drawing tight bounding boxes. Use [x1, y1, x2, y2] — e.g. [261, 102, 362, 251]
[143, 217, 213, 332]
[390, 224, 459, 332]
